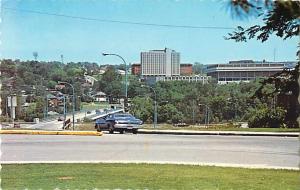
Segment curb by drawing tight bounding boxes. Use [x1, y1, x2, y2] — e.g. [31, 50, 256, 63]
[0, 160, 298, 171]
[138, 129, 299, 137]
[0, 130, 103, 136]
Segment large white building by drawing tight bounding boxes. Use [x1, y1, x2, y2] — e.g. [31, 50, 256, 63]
[155, 75, 210, 84]
[141, 48, 180, 77]
[206, 60, 295, 84]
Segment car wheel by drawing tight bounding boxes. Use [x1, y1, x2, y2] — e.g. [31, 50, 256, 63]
[96, 126, 101, 132]
[120, 130, 124, 134]
[132, 129, 138, 134]
[108, 124, 114, 134]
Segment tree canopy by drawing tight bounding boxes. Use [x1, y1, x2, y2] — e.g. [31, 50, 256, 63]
[226, 1, 300, 42]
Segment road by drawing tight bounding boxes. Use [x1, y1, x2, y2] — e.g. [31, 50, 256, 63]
[1, 134, 298, 169]
[25, 109, 123, 130]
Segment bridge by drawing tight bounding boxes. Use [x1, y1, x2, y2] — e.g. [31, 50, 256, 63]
[87, 108, 124, 120]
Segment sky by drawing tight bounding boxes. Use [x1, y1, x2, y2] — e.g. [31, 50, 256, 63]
[1, 0, 298, 65]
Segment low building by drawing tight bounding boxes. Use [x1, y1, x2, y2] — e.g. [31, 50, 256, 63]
[117, 69, 126, 75]
[144, 75, 210, 84]
[206, 60, 295, 84]
[131, 63, 141, 75]
[93, 92, 107, 102]
[133, 63, 193, 76]
[180, 63, 193, 75]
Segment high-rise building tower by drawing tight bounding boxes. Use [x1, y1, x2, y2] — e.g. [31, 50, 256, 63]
[141, 48, 180, 76]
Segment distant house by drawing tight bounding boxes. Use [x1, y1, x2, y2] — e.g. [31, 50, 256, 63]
[94, 92, 107, 102]
[99, 70, 106, 74]
[117, 69, 126, 75]
[47, 94, 60, 107]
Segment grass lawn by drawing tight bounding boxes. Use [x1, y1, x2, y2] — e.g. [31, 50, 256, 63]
[74, 122, 300, 133]
[81, 102, 110, 110]
[142, 124, 300, 133]
[1, 163, 299, 190]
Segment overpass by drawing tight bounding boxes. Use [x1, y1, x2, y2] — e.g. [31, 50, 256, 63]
[88, 108, 124, 120]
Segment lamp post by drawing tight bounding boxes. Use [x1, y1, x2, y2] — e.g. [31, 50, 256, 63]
[102, 53, 128, 111]
[58, 81, 75, 130]
[199, 104, 209, 125]
[141, 85, 157, 128]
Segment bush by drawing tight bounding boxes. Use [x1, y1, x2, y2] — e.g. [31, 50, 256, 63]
[248, 105, 286, 128]
[83, 117, 93, 122]
[0, 115, 11, 122]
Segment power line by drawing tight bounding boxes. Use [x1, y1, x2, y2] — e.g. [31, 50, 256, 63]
[3, 7, 235, 30]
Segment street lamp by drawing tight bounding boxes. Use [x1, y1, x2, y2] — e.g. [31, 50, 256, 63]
[58, 81, 75, 130]
[102, 53, 128, 111]
[141, 85, 157, 128]
[199, 104, 209, 125]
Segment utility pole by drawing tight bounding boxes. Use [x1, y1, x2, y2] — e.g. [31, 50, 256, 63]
[199, 104, 209, 126]
[63, 95, 66, 129]
[58, 81, 75, 130]
[192, 100, 195, 125]
[102, 53, 128, 111]
[141, 85, 157, 128]
[61, 54, 64, 64]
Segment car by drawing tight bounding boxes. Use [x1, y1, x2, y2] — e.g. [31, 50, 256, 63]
[95, 113, 143, 134]
[57, 116, 64, 121]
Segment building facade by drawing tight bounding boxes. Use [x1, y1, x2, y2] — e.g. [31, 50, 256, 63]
[206, 60, 295, 84]
[131, 63, 141, 75]
[155, 75, 210, 84]
[141, 48, 180, 76]
[180, 63, 193, 75]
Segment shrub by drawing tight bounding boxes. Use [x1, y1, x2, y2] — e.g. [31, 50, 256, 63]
[248, 105, 286, 128]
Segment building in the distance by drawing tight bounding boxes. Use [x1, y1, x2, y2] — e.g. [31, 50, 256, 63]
[206, 60, 295, 84]
[141, 48, 180, 77]
[180, 63, 193, 75]
[131, 63, 141, 75]
[132, 63, 193, 76]
[155, 75, 210, 84]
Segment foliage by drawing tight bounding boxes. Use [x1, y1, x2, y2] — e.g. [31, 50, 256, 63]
[192, 62, 206, 74]
[1, 58, 297, 127]
[253, 65, 300, 128]
[247, 104, 286, 128]
[226, 1, 300, 42]
[129, 97, 153, 122]
[225, 0, 299, 128]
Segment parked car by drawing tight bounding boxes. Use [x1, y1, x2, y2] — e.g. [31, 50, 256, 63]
[95, 113, 143, 134]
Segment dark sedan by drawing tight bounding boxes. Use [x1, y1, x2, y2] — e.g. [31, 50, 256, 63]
[95, 113, 143, 134]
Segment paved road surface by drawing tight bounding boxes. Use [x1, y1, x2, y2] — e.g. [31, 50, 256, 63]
[1, 134, 298, 169]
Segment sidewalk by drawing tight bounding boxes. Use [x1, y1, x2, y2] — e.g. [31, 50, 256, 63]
[138, 129, 299, 137]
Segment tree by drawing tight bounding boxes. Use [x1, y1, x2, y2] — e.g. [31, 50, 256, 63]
[130, 97, 153, 122]
[193, 62, 206, 74]
[226, 1, 299, 42]
[33, 52, 38, 61]
[226, 0, 300, 128]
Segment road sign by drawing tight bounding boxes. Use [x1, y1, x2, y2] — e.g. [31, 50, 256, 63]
[7, 96, 17, 107]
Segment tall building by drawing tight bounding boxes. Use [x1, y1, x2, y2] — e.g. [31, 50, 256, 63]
[206, 60, 295, 84]
[141, 48, 180, 76]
